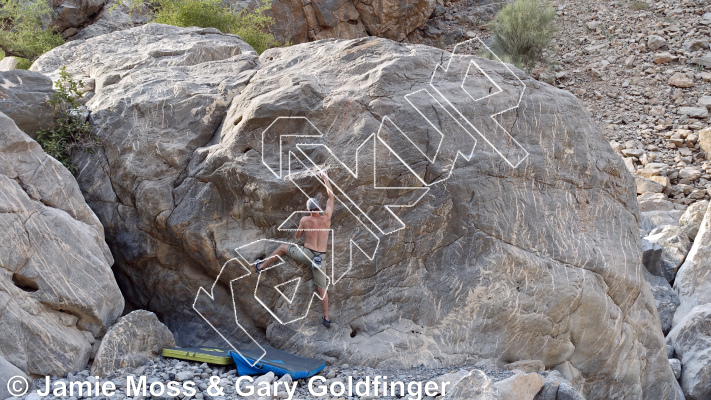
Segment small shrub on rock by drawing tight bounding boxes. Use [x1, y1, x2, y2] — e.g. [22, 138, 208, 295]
[36, 66, 98, 173]
[490, 0, 556, 68]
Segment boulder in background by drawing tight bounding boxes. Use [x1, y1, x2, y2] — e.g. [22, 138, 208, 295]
[668, 304, 711, 400]
[673, 201, 711, 326]
[643, 225, 691, 282]
[679, 200, 709, 241]
[91, 310, 175, 377]
[0, 70, 56, 138]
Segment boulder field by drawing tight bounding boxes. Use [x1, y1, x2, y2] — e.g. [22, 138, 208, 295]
[30, 23, 682, 399]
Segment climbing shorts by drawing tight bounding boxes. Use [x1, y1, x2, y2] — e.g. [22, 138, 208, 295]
[287, 244, 329, 289]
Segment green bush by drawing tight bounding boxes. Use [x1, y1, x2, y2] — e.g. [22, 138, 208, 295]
[153, 0, 237, 33]
[0, 0, 65, 61]
[490, 0, 556, 68]
[151, 0, 283, 54]
[36, 66, 97, 173]
[231, 1, 283, 54]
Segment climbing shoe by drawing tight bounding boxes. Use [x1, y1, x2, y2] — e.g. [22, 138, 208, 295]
[255, 259, 265, 273]
[322, 316, 331, 328]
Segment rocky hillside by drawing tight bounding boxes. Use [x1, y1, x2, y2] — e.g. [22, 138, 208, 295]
[417, 0, 711, 206]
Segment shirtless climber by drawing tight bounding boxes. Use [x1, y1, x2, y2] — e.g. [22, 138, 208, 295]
[255, 171, 334, 328]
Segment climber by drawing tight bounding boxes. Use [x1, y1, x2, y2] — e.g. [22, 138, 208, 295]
[255, 171, 335, 328]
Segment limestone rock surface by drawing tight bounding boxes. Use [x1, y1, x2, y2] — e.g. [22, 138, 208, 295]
[679, 200, 709, 241]
[0, 112, 122, 377]
[444, 369, 499, 400]
[91, 310, 175, 377]
[673, 201, 711, 326]
[643, 268, 680, 335]
[492, 373, 544, 400]
[0, 70, 56, 138]
[643, 224, 691, 282]
[0, 354, 31, 398]
[51, 0, 107, 35]
[668, 304, 711, 400]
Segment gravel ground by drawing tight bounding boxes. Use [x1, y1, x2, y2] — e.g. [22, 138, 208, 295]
[22, 355, 523, 400]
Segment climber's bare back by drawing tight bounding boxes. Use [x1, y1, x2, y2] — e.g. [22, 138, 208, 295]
[298, 214, 331, 252]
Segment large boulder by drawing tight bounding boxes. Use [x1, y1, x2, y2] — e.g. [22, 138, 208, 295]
[33, 26, 681, 399]
[643, 224, 691, 282]
[51, 0, 107, 36]
[492, 373, 544, 400]
[91, 310, 175, 377]
[443, 370, 499, 400]
[668, 304, 711, 400]
[0, 112, 123, 376]
[0, 70, 56, 138]
[673, 201, 711, 326]
[679, 200, 709, 241]
[31, 20, 259, 340]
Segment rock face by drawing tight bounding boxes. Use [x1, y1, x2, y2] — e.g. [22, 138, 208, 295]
[493, 373, 544, 400]
[643, 268, 680, 335]
[673, 201, 711, 326]
[229, 0, 432, 44]
[643, 225, 691, 282]
[33, 25, 681, 399]
[354, 0, 435, 41]
[443, 370, 498, 400]
[638, 192, 685, 235]
[0, 355, 30, 399]
[0, 112, 123, 376]
[668, 304, 711, 400]
[51, 0, 107, 36]
[91, 310, 175, 377]
[679, 199, 709, 240]
[71, 0, 151, 41]
[69, 0, 432, 45]
[0, 70, 56, 138]
[259, 0, 368, 43]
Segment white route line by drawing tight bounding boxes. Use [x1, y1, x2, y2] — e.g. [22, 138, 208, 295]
[403, 88, 476, 164]
[195, 37, 529, 355]
[261, 116, 322, 180]
[428, 37, 529, 169]
[291, 130, 429, 235]
[274, 277, 301, 304]
[193, 256, 267, 367]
